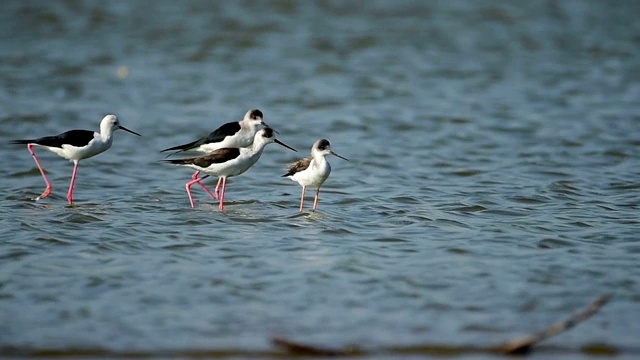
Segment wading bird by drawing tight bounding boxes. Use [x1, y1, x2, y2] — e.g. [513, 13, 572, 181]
[164, 128, 296, 210]
[282, 139, 348, 212]
[11, 115, 141, 205]
[160, 109, 275, 201]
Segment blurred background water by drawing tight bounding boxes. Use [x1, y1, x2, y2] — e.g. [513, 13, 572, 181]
[1, 0, 639, 358]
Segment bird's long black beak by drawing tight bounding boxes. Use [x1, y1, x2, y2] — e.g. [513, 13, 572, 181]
[119, 125, 142, 136]
[275, 139, 297, 152]
[331, 150, 349, 161]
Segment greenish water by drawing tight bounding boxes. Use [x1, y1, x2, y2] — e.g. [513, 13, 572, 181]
[1, 1, 639, 358]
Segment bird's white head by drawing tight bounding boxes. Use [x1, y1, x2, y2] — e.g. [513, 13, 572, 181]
[312, 139, 349, 161]
[244, 108, 277, 133]
[100, 114, 141, 137]
[101, 115, 120, 132]
[244, 109, 264, 124]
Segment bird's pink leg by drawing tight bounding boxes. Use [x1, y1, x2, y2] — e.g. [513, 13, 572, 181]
[312, 188, 320, 211]
[299, 186, 306, 212]
[66, 161, 79, 205]
[192, 171, 217, 200]
[185, 176, 206, 208]
[214, 177, 222, 199]
[27, 144, 52, 200]
[218, 177, 227, 211]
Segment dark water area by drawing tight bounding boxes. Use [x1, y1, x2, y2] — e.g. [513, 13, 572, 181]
[1, 1, 639, 358]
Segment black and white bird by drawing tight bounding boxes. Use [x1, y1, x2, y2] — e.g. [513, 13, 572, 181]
[163, 128, 296, 210]
[282, 139, 348, 212]
[160, 108, 278, 199]
[11, 114, 141, 205]
[160, 109, 273, 155]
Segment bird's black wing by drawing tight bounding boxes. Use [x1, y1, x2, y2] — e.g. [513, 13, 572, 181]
[163, 148, 241, 168]
[192, 148, 241, 167]
[10, 130, 95, 148]
[160, 122, 241, 154]
[198, 122, 241, 145]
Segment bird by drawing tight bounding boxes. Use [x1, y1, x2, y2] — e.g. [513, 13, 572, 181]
[10, 114, 141, 205]
[160, 108, 273, 201]
[163, 127, 297, 210]
[282, 139, 348, 212]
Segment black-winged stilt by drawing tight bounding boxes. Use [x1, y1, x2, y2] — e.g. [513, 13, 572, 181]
[160, 109, 281, 201]
[11, 114, 141, 205]
[163, 128, 296, 210]
[282, 139, 348, 212]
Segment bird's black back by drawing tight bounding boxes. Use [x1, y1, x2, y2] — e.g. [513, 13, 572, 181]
[160, 122, 242, 153]
[11, 129, 95, 148]
[163, 148, 241, 168]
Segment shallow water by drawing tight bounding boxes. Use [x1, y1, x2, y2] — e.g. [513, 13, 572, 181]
[1, 1, 639, 358]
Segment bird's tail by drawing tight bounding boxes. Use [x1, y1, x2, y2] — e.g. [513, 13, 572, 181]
[161, 157, 196, 165]
[160, 139, 200, 155]
[10, 139, 35, 145]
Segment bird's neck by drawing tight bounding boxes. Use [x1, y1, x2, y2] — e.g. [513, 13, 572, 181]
[307, 155, 326, 172]
[313, 153, 327, 165]
[98, 127, 114, 144]
[256, 139, 270, 151]
[243, 140, 267, 156]
[238, 123, 259, 142]
[239, 121, 253, 132]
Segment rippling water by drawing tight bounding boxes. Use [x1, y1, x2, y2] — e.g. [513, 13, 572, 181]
[1, 1, 639, 358]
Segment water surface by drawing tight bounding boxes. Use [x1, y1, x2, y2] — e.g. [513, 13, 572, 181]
[1, 1, 639, 358]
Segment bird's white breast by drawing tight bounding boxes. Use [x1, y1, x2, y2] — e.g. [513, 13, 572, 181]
[291, 159, 331, 188]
